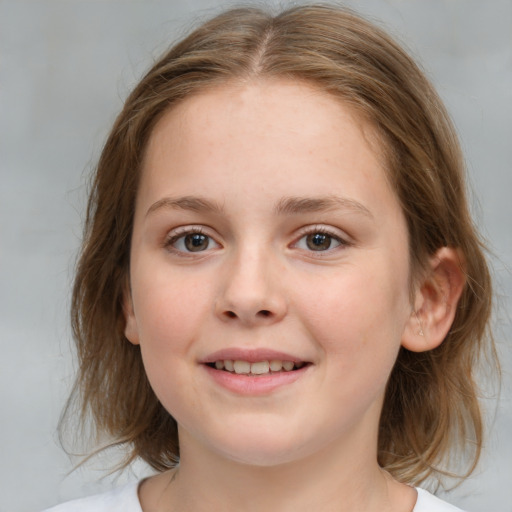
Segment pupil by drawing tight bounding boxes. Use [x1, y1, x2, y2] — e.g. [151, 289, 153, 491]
[307, 233, 331, 251]
[185, 233, 208, 251]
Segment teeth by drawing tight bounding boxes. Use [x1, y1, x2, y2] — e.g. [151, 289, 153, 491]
[269, 360, 282, 371]
[282, 361, 294, 371]
[213, 359, 303, 374]
[233, 360, 251, 374]
[251, 361, 270, 374]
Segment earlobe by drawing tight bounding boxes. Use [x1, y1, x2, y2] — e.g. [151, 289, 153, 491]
[123, 283, 140, 345]
[402, 247, 466, 353]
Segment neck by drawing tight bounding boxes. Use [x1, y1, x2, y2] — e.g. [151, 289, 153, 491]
[139, 427, 416, 512]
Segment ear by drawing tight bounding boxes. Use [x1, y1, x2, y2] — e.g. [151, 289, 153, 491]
[123, 280, 140, 345]
[402, 247, 465, 352]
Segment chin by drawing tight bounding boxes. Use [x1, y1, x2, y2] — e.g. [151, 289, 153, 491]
[204, 427, 320, 468]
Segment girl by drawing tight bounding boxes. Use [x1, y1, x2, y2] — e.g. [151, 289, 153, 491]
[45, 4, 497, 511]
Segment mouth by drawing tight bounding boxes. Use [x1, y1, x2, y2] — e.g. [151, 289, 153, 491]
[205, 359, 309, 376]
[201, 350, 311, 394]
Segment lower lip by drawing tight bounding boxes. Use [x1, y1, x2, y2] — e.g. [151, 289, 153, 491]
[203, 365, 309, 395]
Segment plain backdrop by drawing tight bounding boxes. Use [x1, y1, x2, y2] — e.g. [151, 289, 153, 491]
[1, 1, 511, 511]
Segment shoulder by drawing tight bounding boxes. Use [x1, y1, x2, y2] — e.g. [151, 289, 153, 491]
[41, 482, 142, 512]
[414, 488, 466, 512]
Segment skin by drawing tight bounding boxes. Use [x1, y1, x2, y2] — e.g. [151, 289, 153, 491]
[124, 80, 465, 512]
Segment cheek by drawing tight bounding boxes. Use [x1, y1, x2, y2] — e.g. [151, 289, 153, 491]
[132, 270, 211, 353]
[296, 260, 410, 357]
[133, 275, 210, 412]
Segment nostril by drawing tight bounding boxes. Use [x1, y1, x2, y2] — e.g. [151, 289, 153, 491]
[220, 309, 275, 321]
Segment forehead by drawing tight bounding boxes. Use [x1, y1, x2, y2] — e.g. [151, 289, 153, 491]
[140, 79, 396, 215]
[147, 79, 385, 157]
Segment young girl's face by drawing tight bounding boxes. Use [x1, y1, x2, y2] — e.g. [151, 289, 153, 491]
[125, 80, 415, 466]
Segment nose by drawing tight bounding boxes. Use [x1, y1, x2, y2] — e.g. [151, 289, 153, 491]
[214, 249, 288, 326]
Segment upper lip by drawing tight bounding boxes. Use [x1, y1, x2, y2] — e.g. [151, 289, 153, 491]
[200, 348, 308, 364]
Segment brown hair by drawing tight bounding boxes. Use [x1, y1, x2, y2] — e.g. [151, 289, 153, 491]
[65, 4, 496, 485]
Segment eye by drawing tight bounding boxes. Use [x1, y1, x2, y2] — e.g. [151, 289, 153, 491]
[166, 229, 220, 254]
[294, 229, 346, 252]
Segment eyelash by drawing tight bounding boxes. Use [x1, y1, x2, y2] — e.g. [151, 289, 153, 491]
[163, 225, 350, 256]
[164, 227, 219, 256]
[293, 225, 350, 254]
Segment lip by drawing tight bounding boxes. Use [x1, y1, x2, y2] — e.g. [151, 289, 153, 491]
[202, 363, 310, 395]
[200, 347, 313, 395]
[200, 348, 306, 364]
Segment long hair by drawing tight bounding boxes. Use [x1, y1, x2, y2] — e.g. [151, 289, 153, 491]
[64, 4, 496, 484]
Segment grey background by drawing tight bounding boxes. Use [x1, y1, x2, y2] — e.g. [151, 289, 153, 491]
[1, 1, 511, 511]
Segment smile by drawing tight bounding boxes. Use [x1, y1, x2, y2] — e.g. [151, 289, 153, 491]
[206, 359, 306, 375]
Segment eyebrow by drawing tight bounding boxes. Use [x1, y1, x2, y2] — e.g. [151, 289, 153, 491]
[146, 194, 373, 219]
[146, 196, 225, 217]
[274, 196, 373, 218]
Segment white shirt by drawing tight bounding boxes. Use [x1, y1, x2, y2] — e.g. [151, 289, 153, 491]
[42, 482, 466, 511]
